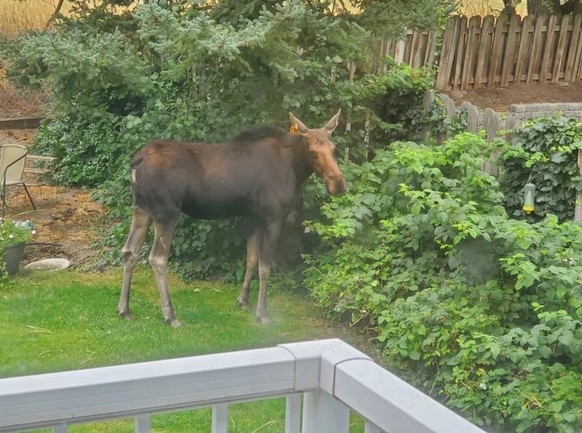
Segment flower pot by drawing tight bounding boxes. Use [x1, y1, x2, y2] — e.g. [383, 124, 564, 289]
[2, 242, 26, 276]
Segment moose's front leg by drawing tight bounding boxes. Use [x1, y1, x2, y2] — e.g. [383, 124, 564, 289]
[150, 219, 182, 328]
[256, 220, 281, 324]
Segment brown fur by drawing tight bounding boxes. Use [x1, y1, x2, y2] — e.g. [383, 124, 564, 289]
[118, 111, 345, 326]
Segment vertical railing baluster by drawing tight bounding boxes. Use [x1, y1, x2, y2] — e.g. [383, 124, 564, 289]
[53, 424, 67, 433]
[285, 394, 302, 433]
[135, 414, 151, 433]
[302, 390, 349, 433]
[212, 403, 229, 433]
[364, 419, 383, 433]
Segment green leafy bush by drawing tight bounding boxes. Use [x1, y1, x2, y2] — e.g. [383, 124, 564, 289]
[500, 115, 582, 222]
[304, 132, 582, 432]
[35, 113, 123, 186]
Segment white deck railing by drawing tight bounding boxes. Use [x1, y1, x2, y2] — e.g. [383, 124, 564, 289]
[0, 339, 487, 433]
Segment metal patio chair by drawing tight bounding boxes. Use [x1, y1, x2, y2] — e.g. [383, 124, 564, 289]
[0, 143, 36, 217]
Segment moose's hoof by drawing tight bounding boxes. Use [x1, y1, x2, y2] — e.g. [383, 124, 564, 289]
[236, 298, 249, 312]
[256, 315, 272, 325]
[165, 318, 183, 328]
[118, 310, 132, 321]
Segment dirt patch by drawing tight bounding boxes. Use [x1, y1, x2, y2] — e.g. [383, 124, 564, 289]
[2, 128, 107, 268]
[4, 184, 106, 268]
[0, 128, 38, 145]
[0, 68, 49, 119]
[442, 81, 582, 112]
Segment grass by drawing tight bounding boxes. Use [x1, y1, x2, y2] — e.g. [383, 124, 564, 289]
[0, 267, 369, 432]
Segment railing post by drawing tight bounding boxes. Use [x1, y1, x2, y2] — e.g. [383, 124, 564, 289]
[285, 394, 302, 433]
[135, 414, 151, 433]
[301, 390, 349, 433]
[365, 420, 383, 433]
[212, 403, 228, 433]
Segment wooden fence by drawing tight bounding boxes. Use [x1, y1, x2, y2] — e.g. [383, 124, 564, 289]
[438, 14, 582, 89]
[371, 29, 437, 73]
[376, 15, 582, 90]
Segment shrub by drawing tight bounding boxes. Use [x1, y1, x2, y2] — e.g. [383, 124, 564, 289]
[35, 113, 122, 186]
[500, 115, 582, 222]
[304, 132, 582, 432]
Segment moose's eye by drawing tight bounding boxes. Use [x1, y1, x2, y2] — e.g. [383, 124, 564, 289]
[310, 151, 319, 159]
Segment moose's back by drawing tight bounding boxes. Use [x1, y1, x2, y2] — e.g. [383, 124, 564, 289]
[130, 135, 299, 220]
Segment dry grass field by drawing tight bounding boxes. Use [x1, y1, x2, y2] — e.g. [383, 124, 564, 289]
[0, 0, 74, 36]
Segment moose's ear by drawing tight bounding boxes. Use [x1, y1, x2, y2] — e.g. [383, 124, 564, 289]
[324, 109, 341, 133]
[289, 112, 309, 135]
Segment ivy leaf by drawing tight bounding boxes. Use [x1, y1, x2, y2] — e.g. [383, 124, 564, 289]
[558, 330, 574, 346]
[411, 202, 422, 215]
[537, 345, 552, 359]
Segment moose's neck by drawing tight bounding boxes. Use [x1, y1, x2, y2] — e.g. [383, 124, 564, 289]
[287, 134, 314, 185]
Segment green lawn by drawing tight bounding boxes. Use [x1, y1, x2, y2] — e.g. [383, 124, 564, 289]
[0, 267, 369, 432]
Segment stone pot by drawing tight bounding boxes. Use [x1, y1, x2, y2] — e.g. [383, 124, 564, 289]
[2, 242, 26, 276]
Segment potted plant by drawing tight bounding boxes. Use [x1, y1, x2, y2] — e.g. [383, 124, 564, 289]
[0, 219, 36, 276]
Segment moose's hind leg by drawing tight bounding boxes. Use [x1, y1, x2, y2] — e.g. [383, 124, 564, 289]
[118, 206, 151, 320]
[256, 220, 281, 324]
[237, 225, 260, 311]
[149, 217, 181, 327]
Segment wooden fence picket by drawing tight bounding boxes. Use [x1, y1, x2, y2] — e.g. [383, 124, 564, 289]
[501, 15, 520, 86]
[564, 15, 582, 80]
[494, 15, 508, 85]
[475, 15, 493, 88]
[553, 15, 571, 81]
[540, 16, 556, 83]
[436, 17, 460, 89]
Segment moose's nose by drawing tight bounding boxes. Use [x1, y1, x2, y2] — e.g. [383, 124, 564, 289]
[327, 177, 347, 195]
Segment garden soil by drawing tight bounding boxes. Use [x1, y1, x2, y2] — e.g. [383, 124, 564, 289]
[3, 81, 582, 267]
[0, 129, 104, 268]
[442, 81, 582, 111]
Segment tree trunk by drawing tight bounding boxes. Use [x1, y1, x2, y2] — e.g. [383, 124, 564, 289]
[44, 0, 65, 30]
[502, 0, 517, 16]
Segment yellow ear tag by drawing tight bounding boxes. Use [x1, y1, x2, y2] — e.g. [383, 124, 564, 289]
[290, 124, 299, 134]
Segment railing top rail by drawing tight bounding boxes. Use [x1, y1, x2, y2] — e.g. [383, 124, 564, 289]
[0, 339, 487, 433]
[0, 347, 298, 432]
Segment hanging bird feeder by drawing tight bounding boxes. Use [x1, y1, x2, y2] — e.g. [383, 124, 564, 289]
[522, 183, 536, 214]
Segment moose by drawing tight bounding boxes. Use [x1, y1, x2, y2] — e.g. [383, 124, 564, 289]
[118, 110, 346, 326]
